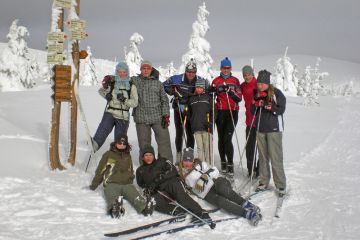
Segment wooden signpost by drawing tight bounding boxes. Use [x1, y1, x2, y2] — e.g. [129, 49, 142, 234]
[49, 0, 87, 170]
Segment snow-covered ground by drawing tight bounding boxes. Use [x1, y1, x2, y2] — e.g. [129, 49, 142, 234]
[1, 82, 360, 239]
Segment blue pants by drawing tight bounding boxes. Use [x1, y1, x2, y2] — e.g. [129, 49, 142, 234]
[93, 112, 129, 149]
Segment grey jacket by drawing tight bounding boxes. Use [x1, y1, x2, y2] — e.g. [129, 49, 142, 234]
[99, 84, 138, 121]
[131, 71, 170, 124]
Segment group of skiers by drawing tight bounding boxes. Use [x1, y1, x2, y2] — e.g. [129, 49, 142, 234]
[88, 57, 287, 228]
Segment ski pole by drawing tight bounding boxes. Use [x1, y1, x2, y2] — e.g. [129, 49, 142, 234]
[174, 87, 188, 146]
[236, 107, 258, 172]
[248, 107, 262, 196]
[224, 83, 245, 176]
[211, 88, 216, 166]
[207, 113, 211, 165]
[157, 190, 216, 229]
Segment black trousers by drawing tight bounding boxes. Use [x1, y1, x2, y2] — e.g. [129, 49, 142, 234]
[154, 179, 203, 216]
[246, 126, 259, 176]
[216, 110, 238, 168]
[204, 177, 246, 217]
[174, 109, 194, 153]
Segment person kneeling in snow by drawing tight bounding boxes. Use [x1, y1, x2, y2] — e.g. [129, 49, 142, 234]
[136, 144, 213, 224]
[178, 147, 262, 226]
[89, 134, 154, 218]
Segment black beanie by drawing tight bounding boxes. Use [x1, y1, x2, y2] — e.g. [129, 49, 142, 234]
[142, 144, 155, 156]
[257, 70, 271, 84]
[115, 134, 128, 145]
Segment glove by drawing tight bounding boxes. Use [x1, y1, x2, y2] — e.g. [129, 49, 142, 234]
[102, 75, 112, 89]
[144, 183, 157, 196]
[253, 99, 264, 107]
[195, 174, 209, 192]
[217, 84, 229, 93]
[161, 115, 170, 128]
[209, 85, 217, 93]
[105, 93, 112, 102]
[264, 101, 272, 110]
[228, 89, 236, 97]
[173, 87, 183, 99]
[117, 93, 127, 103]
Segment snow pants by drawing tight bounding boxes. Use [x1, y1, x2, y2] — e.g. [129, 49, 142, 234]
[136, 122, 173, 165]
[93, 112, 129, 149]
[246, 126, 259, 177]
[204, 177, 247, 217]
[216, 110, 238, 172]
[103, 183, 146, 213]
[194, 131, 213, 165]
[257, 132, 286, 190]
[174, 109, 194, 153]
[154, 179, 203, 217]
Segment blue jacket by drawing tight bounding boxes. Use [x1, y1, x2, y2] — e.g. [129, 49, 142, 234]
[163, 74, 209, 111]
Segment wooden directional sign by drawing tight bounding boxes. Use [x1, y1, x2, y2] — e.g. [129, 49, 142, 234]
[70, 19, 86, 30]
[47, 32, 66, 42]
[48, 43, 64, 54]
[71, 30, 87, 40]
[53, 65, 72, 102]
[55, 0, 71, 9]
[47, 53, 65, 64]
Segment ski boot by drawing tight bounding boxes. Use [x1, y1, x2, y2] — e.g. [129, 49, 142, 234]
[221, 162, 228, 175]
[242, 200, 261, 214]
[226, 164, 234, 182]
[277, 188, 286, 198]
[110, 196, 125, 218]
[142, 196, 155, 216]
[245, 209, 262, 226]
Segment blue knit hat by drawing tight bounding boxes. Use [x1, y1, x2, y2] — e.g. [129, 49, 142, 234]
[115, 62, 129, 74]
[220, 57, 232, 68]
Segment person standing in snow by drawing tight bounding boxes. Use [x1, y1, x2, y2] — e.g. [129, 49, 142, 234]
[163, 59, 210, 164]
[89, 134, 154, 218]
[131, 60, 173, 164]
[136, 144, 213, 224]
[178, 148, 262, 226]
[91, 62, 138, 152]
[240, 65, 259, 178]
[187, 79, 213, 164]
[211, 57, 242, 177]
[250, 70, 287, 196]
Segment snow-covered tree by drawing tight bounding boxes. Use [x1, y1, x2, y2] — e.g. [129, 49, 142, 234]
[80, 46, 98, 86]
[179, 2, 214, 80]
[158, 61, 177, 81]
[124, 32, 144, 77]
[298, 66, 311, 97]
[272, 47, 297, 96]
[0, 19, 40, 91]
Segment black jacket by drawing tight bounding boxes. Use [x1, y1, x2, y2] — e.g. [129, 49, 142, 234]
[188, 93, 212, 133]
[136, 158, 179, 190]
[250, 87, 286, 133]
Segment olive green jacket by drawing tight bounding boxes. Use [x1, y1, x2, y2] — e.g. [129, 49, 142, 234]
[90, 144, 134, 190]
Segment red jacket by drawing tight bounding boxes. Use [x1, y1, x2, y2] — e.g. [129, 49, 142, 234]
[212, 75, 242, 111]
[240, 77, 257, 127]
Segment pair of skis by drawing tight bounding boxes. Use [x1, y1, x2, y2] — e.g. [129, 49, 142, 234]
[105, 215, 240, 239]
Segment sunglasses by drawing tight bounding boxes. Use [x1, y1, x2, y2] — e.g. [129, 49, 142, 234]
[182, 158, 193, 162]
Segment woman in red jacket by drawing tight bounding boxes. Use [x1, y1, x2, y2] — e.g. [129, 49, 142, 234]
[240, 66, 258, 178]
[211, 57, 242, 178]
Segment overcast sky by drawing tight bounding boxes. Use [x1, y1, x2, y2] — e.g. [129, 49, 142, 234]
[1, 0, 359, 65]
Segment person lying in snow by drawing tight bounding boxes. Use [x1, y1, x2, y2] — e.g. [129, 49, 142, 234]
[89, 134, 154, 218]
[136, 144, 213, 224]
[178, 147, 262, 226]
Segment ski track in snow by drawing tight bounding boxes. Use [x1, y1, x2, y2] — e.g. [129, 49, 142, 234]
[1, 90, 360, 239]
